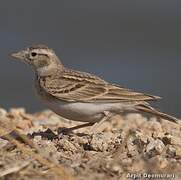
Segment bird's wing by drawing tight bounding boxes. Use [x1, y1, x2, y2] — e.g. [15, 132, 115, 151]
[39, 69, 161, 102]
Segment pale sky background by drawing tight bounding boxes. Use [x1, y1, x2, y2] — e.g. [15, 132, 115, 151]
[0, 0, 181, 117]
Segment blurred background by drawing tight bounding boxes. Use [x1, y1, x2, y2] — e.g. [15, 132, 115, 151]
[0, 0, 181, 117]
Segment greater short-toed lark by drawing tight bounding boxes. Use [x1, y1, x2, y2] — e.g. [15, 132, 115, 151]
[11, 44, 179, 130]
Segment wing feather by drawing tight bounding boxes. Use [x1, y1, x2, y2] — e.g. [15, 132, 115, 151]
[39, 69, 161, 102]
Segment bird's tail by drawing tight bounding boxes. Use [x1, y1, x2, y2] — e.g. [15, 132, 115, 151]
[136, 104, 180, 124]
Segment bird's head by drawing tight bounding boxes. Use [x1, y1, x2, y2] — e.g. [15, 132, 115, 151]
[11, 44, 64, 76]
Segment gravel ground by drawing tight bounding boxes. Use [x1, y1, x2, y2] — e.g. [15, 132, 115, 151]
[0, 107, 180, 180]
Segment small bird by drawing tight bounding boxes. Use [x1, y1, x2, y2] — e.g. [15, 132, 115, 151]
[11, 44, 179, 130]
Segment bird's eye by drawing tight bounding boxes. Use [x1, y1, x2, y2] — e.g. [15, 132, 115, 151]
[31, 52, 37, 57]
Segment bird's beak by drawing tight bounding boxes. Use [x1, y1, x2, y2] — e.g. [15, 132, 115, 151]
[10, 50, 26, 60]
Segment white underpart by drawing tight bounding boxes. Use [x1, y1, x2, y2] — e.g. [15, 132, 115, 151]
[42, 99, 137, 122]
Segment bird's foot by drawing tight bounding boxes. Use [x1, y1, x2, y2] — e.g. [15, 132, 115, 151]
[57, 127, 73, 135]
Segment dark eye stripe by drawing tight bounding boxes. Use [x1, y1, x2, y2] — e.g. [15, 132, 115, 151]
[39, 53, 49, 57]
[27, 52, 49, 61]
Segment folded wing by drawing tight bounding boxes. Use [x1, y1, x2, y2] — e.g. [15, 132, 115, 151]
[39, 69, 161, 102]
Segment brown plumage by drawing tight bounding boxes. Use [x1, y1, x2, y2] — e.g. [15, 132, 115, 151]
[11, 44, 180, 127]
[39, 69, 160, 102]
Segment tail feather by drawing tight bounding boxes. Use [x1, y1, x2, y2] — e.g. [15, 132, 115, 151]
[136, 104, 180, 124]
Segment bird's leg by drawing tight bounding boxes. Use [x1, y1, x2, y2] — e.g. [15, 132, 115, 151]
[67, 122, 95, 131]
[57, 122, 95, 134]
[90, 111, 114, 133]
[58, 111, 115, 134]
